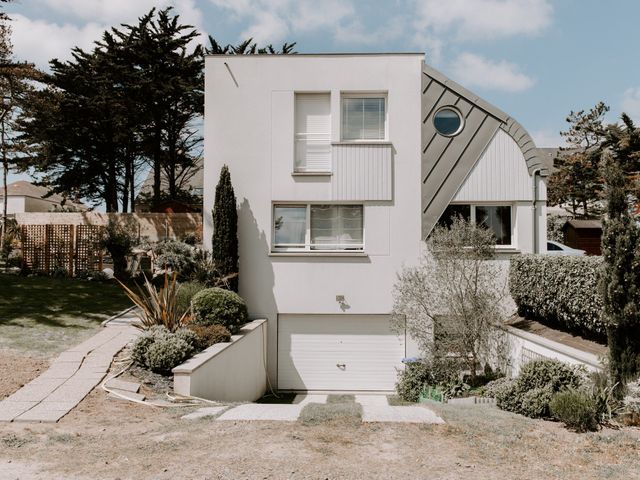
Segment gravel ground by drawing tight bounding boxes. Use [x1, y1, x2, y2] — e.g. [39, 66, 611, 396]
[1, 351, 639, 480]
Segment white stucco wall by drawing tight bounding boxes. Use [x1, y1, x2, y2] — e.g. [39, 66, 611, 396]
[0, 196, 25, 214]
[204, 54, 424, 383]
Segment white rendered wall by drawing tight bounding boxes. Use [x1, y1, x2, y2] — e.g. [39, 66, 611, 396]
[0, 196, 25, 214]
[204, 54, 424, 383]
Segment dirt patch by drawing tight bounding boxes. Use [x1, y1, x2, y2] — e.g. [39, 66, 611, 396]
[0, 349, 49, 399]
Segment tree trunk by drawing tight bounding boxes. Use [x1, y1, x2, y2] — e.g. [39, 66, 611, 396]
[153, 122, 162, 206]
[1, 118, 7, 256]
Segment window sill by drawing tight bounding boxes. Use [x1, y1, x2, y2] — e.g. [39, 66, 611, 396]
[291, 171, 332, 176]
[269, 251, 368, 257]
[494, 247, 521, 254]
[332, 141, 392, 146]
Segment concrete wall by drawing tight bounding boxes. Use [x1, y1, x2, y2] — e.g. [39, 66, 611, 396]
[505, 326, 603, 376]
[0, 196, 25, 214]
[173, 319, 267, 402]
[14, 212, 202, 242]
[204, 54, 424, 384]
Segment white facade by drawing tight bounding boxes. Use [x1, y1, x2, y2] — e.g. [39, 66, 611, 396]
[203, 54, 546, 391]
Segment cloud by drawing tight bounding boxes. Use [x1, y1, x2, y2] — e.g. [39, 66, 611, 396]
[209, 0, 356, 45]
[11, 1, 205, 69]
[11, 14, 105, 68]
[530, 129, 566, 148]
[413, 0, 552, 41]
[621, 87, 640, 122]
[449, 52, 535, 92]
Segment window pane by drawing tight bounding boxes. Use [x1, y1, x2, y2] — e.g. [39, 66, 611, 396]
[476, 206, 511, 245]
[342, 97, 385, 140]
[310, 205, 363, 250]
[434, 108, 463, 136]
[295, 93, 330, 171]
[437, 204, 471, 229]
[274, 206, 307, 247]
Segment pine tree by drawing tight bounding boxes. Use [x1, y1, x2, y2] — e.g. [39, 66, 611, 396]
[212, 165, 238, 292]
[600, 152, 640, 391]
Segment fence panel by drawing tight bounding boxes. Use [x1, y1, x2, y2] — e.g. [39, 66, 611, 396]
[75, 225, 104, 273]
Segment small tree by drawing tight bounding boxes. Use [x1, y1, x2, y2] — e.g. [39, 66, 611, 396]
[600, 152, 640, 391]
[212, 165, 238, 292]
[392, 218, 510, 380]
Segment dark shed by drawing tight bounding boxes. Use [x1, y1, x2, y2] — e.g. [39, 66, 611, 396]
[562, 219, 602, 255]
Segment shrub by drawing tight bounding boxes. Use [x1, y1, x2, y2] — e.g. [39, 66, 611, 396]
[191, 287, 248, 331]
[495, 359, 585, 418]
[482, 377, 516, 398]
[176, 281, 206, 314]
[509, 255, 605, 339]
[550, 389, 599, 432]
[395, 359, 459, 403]
[101, 218, 137, 279]
[145, 335, 194, 374]
[187, 324, 232, 350]
[152, 240, 196, 279]
[119, 272, 188, 332]
[131, 326, 198, 374]
[212, 165, 239, 292]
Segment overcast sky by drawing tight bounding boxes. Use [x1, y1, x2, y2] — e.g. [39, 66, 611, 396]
[5, 0, 640, 185]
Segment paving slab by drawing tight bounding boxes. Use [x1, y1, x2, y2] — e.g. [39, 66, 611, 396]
[294, 394, 328, 405]
[104, 378, 140, 393]
[217, 404, 303, 421]
[14, 403, 69, 423]
[182, 406, 228, 420]
[361, 405, 445, 424]
[355, 395, 389, 407]
[5, 383, 61, 403]
[0, 401, 37, 422]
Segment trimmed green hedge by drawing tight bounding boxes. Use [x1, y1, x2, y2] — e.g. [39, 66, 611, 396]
[509, 255, 605, 338]
[191, 287, 248, 332]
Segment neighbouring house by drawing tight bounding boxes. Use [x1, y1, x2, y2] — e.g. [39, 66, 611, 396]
[135, 158, 204, 213]
[562, 219, 602, 255]
[0, 180, 87, 214]
[203, 53, 549, 392]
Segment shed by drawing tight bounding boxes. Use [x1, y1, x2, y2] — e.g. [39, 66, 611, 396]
[562, 219, 602, 255]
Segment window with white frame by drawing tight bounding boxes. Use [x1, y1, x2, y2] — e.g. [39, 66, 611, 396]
[294, 93, 331, 172]
[341, 94, 386, 141]
[438, 204, 513, 246]
[273, 204, 364, 251]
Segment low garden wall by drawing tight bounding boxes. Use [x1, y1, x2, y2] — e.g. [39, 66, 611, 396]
[505, 325, 603, 376]
[173, 319, 267, 402]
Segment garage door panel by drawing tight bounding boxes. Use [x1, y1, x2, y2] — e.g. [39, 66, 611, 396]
[278, 314, 405, 391]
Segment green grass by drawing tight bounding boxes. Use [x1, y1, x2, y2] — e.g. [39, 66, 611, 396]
[299, 395, 362, 426]
[0, 274, 132, 356]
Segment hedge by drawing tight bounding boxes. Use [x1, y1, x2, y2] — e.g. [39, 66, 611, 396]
[509, 255, 605, 339]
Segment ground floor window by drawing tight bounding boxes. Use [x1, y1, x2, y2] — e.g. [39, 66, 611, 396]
[273, 204, 364, 251]
[438, 204, 512, 246]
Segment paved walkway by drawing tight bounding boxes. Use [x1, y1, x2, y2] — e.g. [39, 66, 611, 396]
[0, 319, 138, 423]
[213, 394, 444, 424]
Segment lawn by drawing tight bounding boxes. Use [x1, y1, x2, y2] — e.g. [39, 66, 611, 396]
[0, 274, 132, 356]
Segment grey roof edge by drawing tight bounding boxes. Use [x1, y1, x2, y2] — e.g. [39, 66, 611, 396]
[422, 62, 547, 177]
[206, 52, 426, 58]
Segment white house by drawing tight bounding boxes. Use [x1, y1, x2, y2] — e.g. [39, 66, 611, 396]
[0, 180, 87, 214]
[203, 53, 548, 392]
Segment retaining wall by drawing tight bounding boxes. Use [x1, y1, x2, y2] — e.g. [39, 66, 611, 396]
[173, 319, 268, 402]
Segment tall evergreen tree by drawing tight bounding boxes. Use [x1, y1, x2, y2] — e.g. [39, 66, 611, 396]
[212, 165, 238, 292]
[600, 129, 640, 391]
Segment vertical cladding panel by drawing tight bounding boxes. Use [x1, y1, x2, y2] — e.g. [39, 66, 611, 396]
[331, 144, 393, 201]
[453, 129, 533, 202]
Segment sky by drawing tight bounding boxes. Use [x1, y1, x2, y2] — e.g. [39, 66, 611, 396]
[4, 0, 640, 186]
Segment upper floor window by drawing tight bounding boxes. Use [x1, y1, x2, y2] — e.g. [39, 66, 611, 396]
[294, 93, 331, 172]
[341, 94, 386, 141]
[433, 107, 464, 137]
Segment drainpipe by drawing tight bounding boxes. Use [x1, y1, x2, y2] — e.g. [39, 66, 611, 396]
[531, 169, 541, 254]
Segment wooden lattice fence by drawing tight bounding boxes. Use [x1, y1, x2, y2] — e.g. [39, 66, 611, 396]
[21, 224, 104, 276]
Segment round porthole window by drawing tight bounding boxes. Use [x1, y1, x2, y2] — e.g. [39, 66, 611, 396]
[433, 107, 464, 136]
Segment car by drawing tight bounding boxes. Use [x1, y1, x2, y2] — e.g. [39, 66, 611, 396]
[545, 240, 586, 256]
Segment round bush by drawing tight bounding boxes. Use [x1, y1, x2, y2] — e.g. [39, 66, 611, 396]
[550, 389, 599, 432]
[145, 335, 194, 374]
[153, 240, 196, 278]
[187, 324, 232, 350]
[131, 326, 170, 367]
[190, 287, 248, 331]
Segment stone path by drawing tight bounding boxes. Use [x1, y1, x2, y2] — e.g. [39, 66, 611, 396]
[212, 394, 444, 424]
[0, 321, 138, 423]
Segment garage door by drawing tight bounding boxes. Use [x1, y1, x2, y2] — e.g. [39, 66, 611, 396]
[277, 314, 405, 391]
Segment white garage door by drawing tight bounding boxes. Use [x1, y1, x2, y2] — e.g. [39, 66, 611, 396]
[277, 314, 405, 391]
